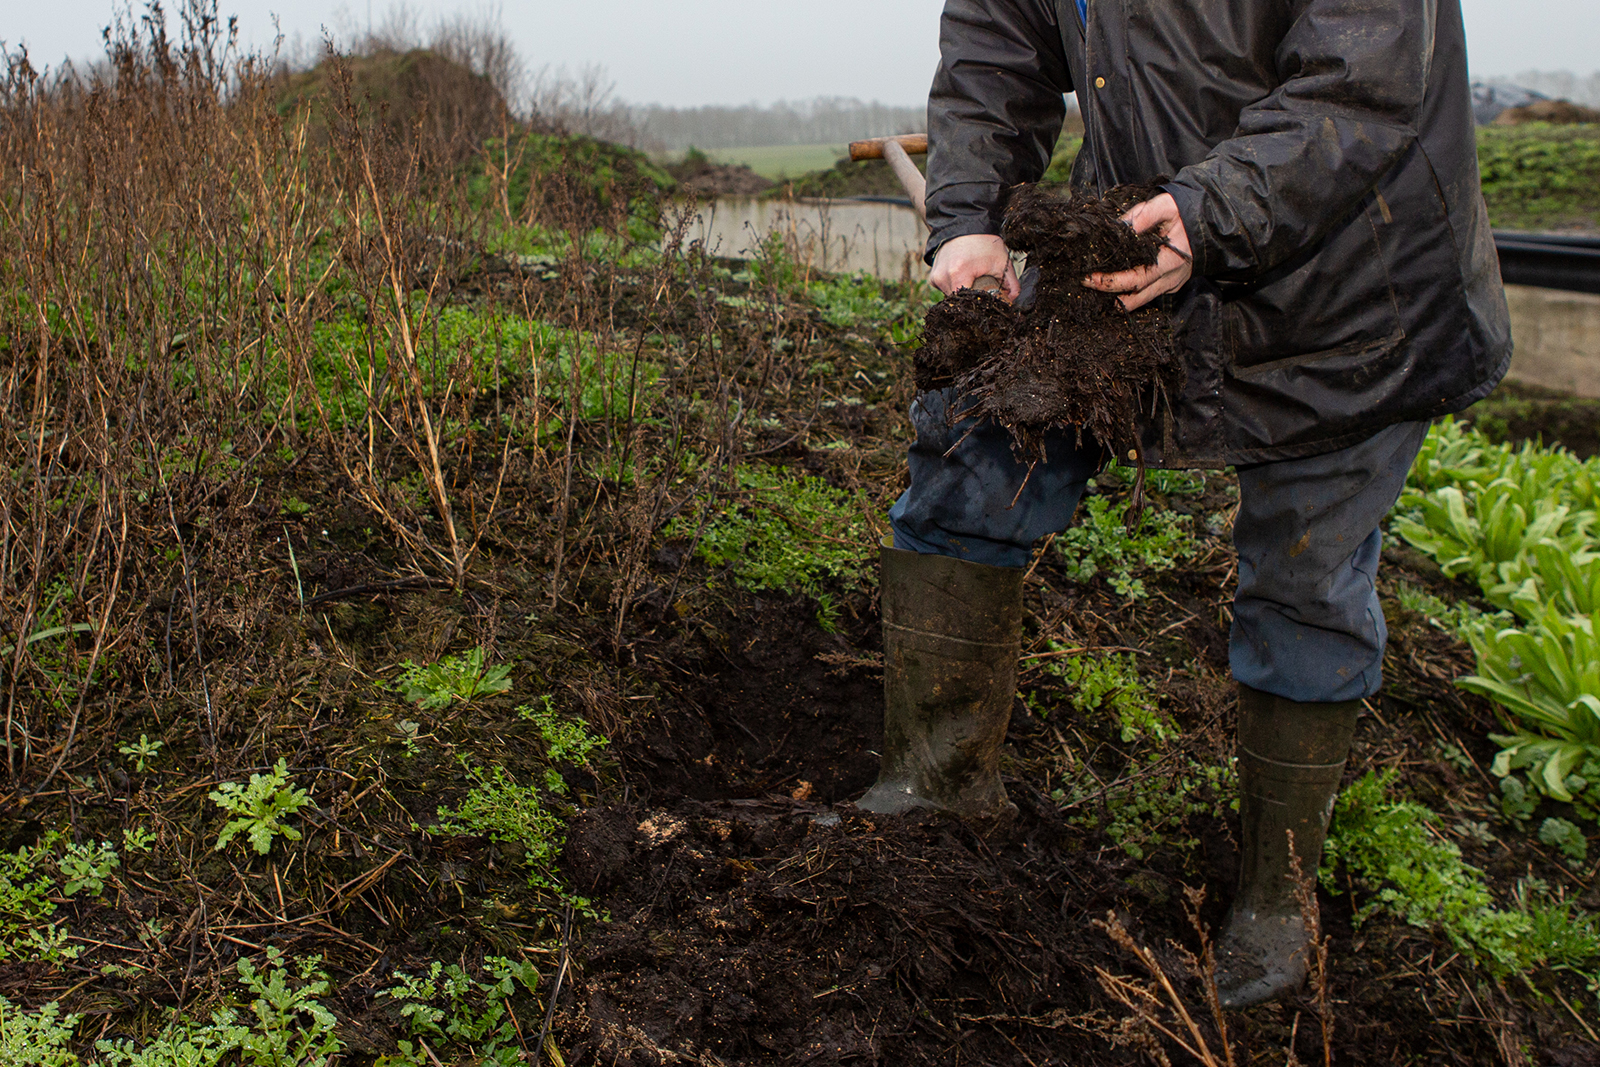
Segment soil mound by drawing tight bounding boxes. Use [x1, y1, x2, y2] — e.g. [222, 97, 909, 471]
[917, 184, 1180, 474]
[1494, 99, 1600, 125]
[669, 152, 775, 196]
[776, 155, 923, 200]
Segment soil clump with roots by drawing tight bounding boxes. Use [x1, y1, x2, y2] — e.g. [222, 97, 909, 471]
[917, 183, 1181, 478]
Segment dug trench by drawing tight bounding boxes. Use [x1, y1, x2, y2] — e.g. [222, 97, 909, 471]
[552, 522, 1597, 1066]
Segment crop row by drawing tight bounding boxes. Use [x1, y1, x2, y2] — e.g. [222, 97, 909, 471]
[1396, 419, 1600, 832]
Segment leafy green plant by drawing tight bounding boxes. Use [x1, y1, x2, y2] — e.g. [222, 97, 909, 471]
[59, 841, 118, 897]
[1056, 754, 1235, 862]
[0, 840, 77, 965]
[210, 759, 312, 856]
[1324, 770, 1600, 979]
[122, 827, 156, 854]
[1500, 775, 1541, 824]
[1461, 607, 1600, 804]
[1539, 817, 1590, 864]
[671, 465, 873, 611]
[1513, 879, 1600, 980]
[520, 697, 609, 785]
[377, 956, 540, 1067]
[1477, 123, 1600, 230]
[434, 761, 572, 899]
[96, 948, 342, 1067]
[117, 734, 164, 773]
[1392, 482, 1591, 610]
[1054, 493, 1195, 598]
[1400, 420, 1600, 830]
[804, 271, 924, 331]
[1325, 771, 1528, 968]
[1037, 648, 1174, 743]
[1142, 468, 1206, 497]
[1393, 580, 1504, 639]
[0, 997, 78, 1066]
[396, 647, 513, 711]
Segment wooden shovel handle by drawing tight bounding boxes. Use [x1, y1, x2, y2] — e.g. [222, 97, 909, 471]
[847, 134, 928, 161]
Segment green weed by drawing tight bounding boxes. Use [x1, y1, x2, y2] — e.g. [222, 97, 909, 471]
[433, 760, 577, 903]
[1054, 493, 1195, 598]
[1500, 775, 1542, 824]
[210, 759, 312, 856]
[520, 698, 609, 780]
[95, 948, 343, 1067]
[1477, 123, 1600, 230]
[1325, 770, 1600, 981]
[0, 997, 77, 1066]
[0, 835, 110, 965]
[58, 842, 118, 898]
[376, 956, 540, 1067]
[1393, 580, 1505, 639]
[1036, 647, 1174, 743]
[671, 464, 874, 615]
[117, 734, 164, 774]
[1539, 817, 1589, 864]
[1056, 754, 1236, 862]
[395, 647, 513, 710]
[804, 271, 931, 336]
[1040, 651, 1227, 860]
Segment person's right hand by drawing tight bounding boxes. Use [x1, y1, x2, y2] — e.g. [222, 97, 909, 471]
[929, 233, 1020, 301]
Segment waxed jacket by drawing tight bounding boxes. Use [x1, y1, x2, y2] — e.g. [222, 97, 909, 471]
[924, 0, 1512, 465]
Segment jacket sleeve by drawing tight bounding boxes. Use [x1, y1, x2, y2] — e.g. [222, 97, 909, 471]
[924, 0, 1073, 262]
[1165, 0, 1438, 280]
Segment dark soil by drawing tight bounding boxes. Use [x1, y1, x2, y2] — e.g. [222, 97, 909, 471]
[918, 184, 1180, 471]
[669, 158, 775, 197]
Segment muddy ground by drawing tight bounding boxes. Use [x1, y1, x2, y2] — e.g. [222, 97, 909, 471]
[3, 250, 1598, 1067]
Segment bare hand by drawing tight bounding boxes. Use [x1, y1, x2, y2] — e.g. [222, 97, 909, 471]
[1084, 193, 1193, 310]
[929, 233, 1021, 301]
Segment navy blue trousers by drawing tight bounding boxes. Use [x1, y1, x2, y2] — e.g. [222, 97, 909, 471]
[888, 389, 1428, 703]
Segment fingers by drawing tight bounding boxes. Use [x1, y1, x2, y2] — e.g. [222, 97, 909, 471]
[1119, 193, 1178, 235]
[1083, 245, 1193, 311]
[1085, 264, 1158, 294]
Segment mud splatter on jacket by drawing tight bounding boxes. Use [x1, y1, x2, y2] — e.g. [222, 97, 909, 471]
[925, 0, 1512, 465]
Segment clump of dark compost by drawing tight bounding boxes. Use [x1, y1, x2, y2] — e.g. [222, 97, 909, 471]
[917, 183, 1182, 479]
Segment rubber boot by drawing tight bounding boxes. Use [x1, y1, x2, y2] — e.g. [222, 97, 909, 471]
[856, 543, 1024, 819]
[1216, 684, 1360, 1009]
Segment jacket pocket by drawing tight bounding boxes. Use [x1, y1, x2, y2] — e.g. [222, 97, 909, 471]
[1228, 326, 1407, 385]
[1219, 203, 1405, 372]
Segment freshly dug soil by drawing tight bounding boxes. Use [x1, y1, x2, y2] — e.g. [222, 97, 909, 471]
[672, 160, 775, 196]
[917, 184, 1181, 468]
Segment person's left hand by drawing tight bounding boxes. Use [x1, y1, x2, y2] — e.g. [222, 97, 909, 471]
[1083, 193, 1193, 311]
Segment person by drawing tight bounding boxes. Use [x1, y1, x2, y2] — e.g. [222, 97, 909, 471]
[855, 0, 1511, 1008]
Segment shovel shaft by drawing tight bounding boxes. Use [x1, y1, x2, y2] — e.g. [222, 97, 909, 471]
[851, 133, 1003, 295]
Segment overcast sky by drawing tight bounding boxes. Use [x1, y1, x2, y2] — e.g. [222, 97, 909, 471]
[6, 1, 1598, 107]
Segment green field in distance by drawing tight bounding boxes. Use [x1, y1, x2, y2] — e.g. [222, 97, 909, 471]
[697, 144, 846, 179]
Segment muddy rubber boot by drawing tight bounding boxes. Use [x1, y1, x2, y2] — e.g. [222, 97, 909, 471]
[1216, 684, 1361, 1009]
[856, 544, 1024, 819]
